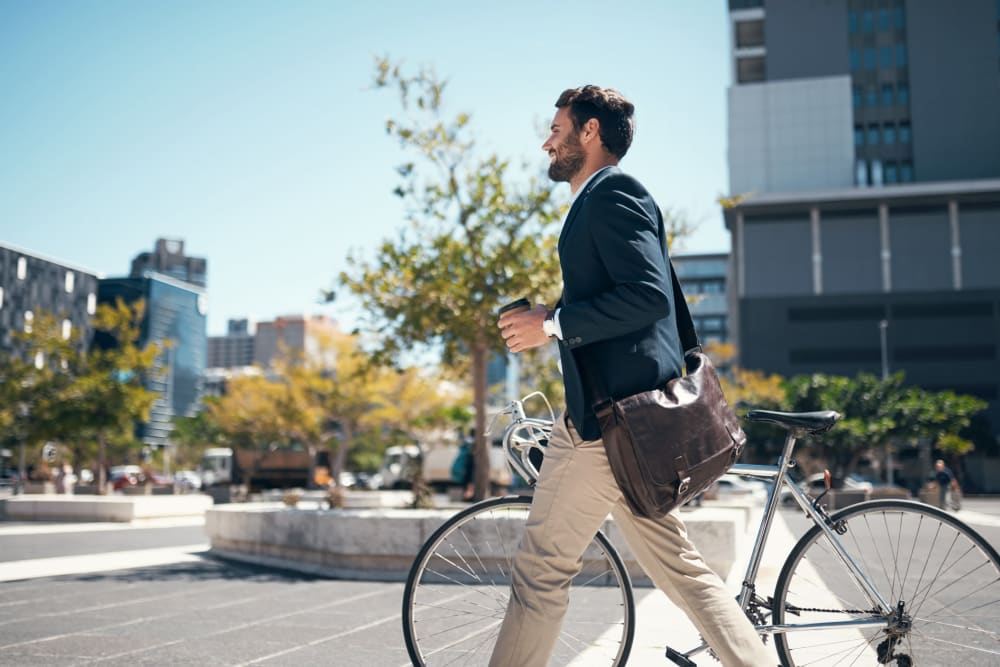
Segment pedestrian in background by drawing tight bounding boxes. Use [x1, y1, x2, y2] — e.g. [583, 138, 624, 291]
[932, 459, 959, 510]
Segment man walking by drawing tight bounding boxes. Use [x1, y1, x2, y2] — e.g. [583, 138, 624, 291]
[493, 86, 772, 666]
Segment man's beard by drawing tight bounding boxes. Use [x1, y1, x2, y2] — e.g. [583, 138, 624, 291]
[548, 133, 586, 182]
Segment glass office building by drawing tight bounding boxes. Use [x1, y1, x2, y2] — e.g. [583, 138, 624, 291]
[98, 273, 207, 447]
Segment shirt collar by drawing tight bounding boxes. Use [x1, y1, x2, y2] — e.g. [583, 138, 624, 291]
[568, 165, 613, 208]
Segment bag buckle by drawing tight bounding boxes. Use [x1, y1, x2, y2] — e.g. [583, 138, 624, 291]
[677, 476, 691, 495]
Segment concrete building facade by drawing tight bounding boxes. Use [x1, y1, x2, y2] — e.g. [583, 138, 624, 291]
[673, 253, 731, 347]
[0, 242, 100, 359]
[724, 0, 1000, 453]
[207, 318, 256, 370]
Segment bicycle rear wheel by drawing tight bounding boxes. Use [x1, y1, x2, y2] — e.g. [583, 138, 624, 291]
[773, 499, 1000, 666]
[402, 495, 634, 666]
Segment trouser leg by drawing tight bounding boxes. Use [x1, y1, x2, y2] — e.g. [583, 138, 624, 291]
[489, 415, 621, 667]
[611, 505, 774, 667]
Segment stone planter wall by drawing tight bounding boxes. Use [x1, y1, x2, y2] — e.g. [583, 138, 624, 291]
[206, 501, 753, 586]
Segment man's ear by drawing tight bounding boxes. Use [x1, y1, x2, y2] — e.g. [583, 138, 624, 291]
[582, 117, 601, 145]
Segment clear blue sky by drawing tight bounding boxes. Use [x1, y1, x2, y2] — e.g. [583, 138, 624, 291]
[0, 1, 733, 335]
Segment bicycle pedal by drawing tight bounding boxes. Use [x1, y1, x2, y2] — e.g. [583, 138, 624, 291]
[665, 646, 697, 666]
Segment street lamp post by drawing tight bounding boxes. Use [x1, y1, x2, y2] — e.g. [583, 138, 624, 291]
[879, 320, 889, 381]
[879, 319, 894, 486]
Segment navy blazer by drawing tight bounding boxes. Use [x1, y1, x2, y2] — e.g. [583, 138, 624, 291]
[556, 167, 683, 440]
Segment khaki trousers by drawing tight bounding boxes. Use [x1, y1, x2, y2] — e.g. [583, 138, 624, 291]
[489, 414, 774, 667]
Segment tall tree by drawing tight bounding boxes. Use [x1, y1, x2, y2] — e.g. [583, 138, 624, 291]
[58, 299, 160, 492]
[333, 58, 563, 500]
[0, 312, 76, 479]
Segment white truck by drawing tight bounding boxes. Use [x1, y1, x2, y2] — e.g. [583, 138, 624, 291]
[379, 441, 513, 494]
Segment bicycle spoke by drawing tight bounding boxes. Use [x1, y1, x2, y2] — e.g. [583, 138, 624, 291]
[403, 497, 633, 666]
[774, 500, 1000, 667]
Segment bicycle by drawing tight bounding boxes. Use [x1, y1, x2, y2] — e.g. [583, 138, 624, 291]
[401, 393, 1000, 666]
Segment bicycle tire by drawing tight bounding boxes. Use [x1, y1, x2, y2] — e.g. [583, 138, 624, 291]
[772, 499, 1000, 666]
[402, 495, 635, 666]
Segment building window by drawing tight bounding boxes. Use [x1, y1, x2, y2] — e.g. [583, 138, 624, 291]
[878, 8, 890, 30]
[34, 351, 44, 370]
[87, 293, 96, 315]
[65, 271, 75, 293]
[897, 82, 909, 105]
[871, 159, 884, 186]
[850, 48, 861, 71]
[862, 10, 874, 32]
[737, 56, 765, 83]
[896, 44, 907, 67]
[17, 257, 27, 280]
[848, 11, 859, 33]
[0, 286, 4, 309]
[867, 124, 881, 145]
[899, 121, 911, 144]
[880, 46, 893, 68]
[885, 162, 899, 184]
[735, 19, 765, 49]
[882, 83, 894, 106]
[866, 87, 878, 107]
[853, 86, 863, 108]
[24, 310, 34, 333]
[62, 319, 72, 340]
[884, 124, 896, 145]
[855, 159, 869, 186]
[854, 126, 865, 147]
[901, 160, 914, 182]
[894, 7, 906, 30]
[864, 47, 876, 69]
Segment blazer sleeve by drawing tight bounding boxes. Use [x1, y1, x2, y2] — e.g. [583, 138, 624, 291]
[557, 181, 672, 347]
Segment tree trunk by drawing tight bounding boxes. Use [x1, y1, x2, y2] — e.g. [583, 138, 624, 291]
[97, 431, 107, 495]
[472, 331, 489, 501]
[333, 423, 352, 489]
[307, 445, 317, 490]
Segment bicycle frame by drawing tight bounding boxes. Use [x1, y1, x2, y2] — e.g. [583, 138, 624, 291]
[493, 397, 896, 652]
[730, 438, 893, 635]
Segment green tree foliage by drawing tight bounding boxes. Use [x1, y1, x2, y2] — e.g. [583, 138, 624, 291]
[57, 299, 160, 491]
[0, 312, 76, 478]
[0, 302, 160, 490]
[333, 57, 564, 500]
[784, 372, 986, 478]
[203, 331, 467, 493]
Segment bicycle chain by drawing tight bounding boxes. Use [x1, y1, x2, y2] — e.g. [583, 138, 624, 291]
[783, 602, 880, 616]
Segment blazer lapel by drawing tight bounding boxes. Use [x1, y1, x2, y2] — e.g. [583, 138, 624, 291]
[557, 166, 620, 254]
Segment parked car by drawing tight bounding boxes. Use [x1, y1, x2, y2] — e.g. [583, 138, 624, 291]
[715, 475, 768, 502]
[109, 465, 144, 491]
[109, 465, 173, 491]
[173, 470, 202, 491]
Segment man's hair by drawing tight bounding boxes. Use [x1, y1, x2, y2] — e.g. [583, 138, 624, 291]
[555, 85, 635, 159]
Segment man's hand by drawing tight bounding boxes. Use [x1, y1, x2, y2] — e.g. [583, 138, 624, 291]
[499, 304, 551, 353]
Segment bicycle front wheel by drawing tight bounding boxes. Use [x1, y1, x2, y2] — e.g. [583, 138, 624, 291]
[773, 499, 1000, 666]
[402, 495, 634, 666]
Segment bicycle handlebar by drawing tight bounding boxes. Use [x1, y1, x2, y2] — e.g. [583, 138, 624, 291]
[488, 393, 555, 487]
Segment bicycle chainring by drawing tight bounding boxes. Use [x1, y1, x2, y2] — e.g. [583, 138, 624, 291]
[702, 596, 771, 661]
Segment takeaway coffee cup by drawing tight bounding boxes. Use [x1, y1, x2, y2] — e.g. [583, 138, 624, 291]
[498, 297, 531, 317]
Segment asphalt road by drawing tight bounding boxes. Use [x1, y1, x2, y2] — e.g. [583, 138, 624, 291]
[2, 499, 999, 666]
